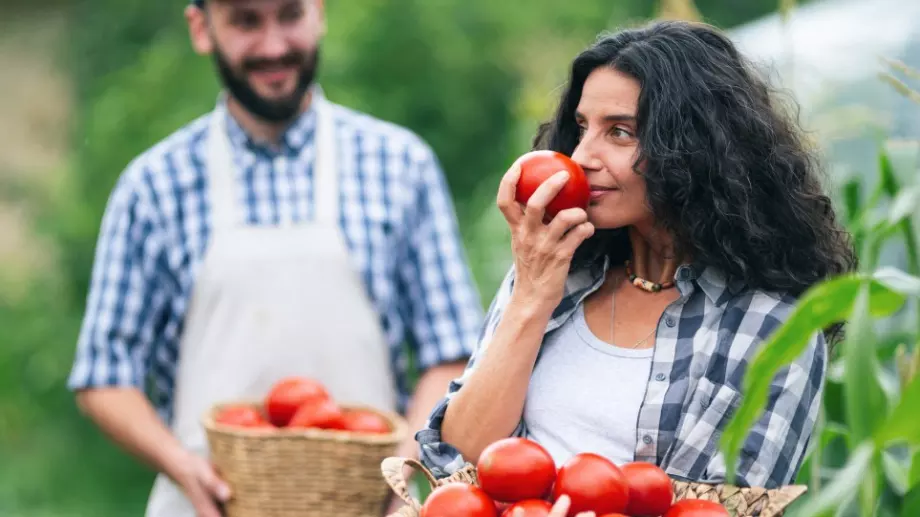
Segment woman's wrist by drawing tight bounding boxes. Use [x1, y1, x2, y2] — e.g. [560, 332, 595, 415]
[506, 290, 557, 327]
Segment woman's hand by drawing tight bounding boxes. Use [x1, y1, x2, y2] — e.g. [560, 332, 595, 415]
[510, 495, 596, 517]
[497, 163, 595, 315]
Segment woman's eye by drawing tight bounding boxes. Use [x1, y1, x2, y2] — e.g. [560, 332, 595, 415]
[611, 127, 632, 138]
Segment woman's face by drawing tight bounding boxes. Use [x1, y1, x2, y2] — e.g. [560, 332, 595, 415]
[571, 67, 653, 231]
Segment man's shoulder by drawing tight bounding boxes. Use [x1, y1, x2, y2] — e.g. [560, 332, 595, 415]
[115, 112, 213, 197]
[327, 100, 434, 160]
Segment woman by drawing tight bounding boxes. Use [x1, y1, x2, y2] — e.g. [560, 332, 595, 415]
[416, 20, 856, 491]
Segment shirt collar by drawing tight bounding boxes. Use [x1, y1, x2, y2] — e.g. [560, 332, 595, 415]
[215, 84, 322, 156]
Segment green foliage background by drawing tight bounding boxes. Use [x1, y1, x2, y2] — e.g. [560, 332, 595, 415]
[2, 1, 918, 516]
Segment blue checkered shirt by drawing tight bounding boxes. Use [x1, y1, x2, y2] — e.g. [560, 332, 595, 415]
[416, 257, 827, 489]
[67, 93, 485, 423]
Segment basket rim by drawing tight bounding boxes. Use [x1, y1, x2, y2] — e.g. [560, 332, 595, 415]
[202, 400, 409, 445]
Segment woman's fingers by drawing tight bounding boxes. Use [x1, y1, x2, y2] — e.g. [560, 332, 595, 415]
[556, 221, 596, 259]
[497, 162, 524, 225]
[523, 170, 571, 230]
[548, 495, 572, 517]
[545, 207, 589, 242]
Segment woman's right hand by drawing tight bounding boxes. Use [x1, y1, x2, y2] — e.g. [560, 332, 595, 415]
[497, 163, 595, 315]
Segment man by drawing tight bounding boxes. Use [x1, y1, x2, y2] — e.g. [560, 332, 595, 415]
[66, 1, 484, 516]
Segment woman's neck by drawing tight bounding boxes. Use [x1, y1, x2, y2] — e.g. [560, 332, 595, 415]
[626, 225, 682, 286]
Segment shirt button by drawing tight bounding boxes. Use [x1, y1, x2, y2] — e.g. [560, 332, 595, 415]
[655, 373, 666, 382]
[678, 268, 691, 281]
[642, 435, 653, 445]
[665, 316, 676, 327]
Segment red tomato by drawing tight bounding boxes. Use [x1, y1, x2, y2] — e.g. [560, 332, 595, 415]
[420, 483, 498, 517]
[214, 406, 272, 428]
[500, 499, 553, 517]
[287, 397, 345, 430]
[664, 499, 730, 517]
[513, 150, 590, 219]
[264, 377, 329, 427]
[477, 438, 556, 503]
[552, 453, 629, 516]
[340, 409, 391, 434]
[621, 462, 674, 516]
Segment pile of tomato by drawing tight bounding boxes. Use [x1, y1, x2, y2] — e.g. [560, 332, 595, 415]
[420, 438, 729, 517]
[213, 376, 392, 434]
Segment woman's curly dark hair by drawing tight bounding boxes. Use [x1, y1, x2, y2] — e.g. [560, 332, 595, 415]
[534, 21, 857, 318]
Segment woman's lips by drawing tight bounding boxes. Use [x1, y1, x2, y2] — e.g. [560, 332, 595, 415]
[589, 186, 617, 200]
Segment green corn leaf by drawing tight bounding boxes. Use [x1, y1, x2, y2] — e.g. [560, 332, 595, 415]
[881, 449, 910, 495]
[879, 149, 902, 197]
[791, 442, 875, 517]
[843, 283, 887, 446]
[720, 271, 912, 483]
[910, 447, 920, 486]
[876, 367, 920, 447]
[887, 186, 920, 227]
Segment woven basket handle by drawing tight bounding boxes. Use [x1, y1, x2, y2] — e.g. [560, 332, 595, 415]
[381, 457, 439, 510]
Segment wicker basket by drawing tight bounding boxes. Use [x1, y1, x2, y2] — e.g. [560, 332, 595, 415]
[203, 402, 407, 517]
[380, 458, 808, 517]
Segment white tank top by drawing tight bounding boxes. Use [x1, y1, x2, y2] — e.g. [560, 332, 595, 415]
[523, 304, 654, 467]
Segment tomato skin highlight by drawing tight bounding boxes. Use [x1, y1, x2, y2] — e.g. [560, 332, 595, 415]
[514, 151, 590, 219]
[420, 483, 498, 517]
[477, 438, 557, 503]
[500, 499, 553, 517]
[552, 453, 629, 516]
[339, 409, 391, 434]
[621, 461, 675, 516]
[663, 499, 731, 517]
[214, 406, 272, 428]
[287, 397, 345, 430]
[264, 377, 330, 427]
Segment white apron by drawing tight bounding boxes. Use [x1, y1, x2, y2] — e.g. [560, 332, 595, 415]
[145, 89, 398, 517]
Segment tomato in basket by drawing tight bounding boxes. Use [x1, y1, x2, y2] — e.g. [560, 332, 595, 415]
[214, 405, 273, 428]
[287, 396, 345, 430]
[341, 409, 391, 434]
[420, 483, 498, 517]
[500, 499, 552, 517]
[477, 437, 556, 503]
[664, 499, 730, 517]
[264, 376, 330, 427]
[620, 461, 674, 516]
[552, 453, 628, 516]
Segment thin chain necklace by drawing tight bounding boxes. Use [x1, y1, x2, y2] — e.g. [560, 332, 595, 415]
[609, 274, 657, 349]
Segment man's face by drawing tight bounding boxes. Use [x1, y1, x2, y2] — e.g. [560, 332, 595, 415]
[188, 0, 325, 122]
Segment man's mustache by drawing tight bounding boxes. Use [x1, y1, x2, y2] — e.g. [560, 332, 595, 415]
[242, 51, 307, 72]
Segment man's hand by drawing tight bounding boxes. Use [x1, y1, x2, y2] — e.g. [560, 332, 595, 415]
[170, 451, 232, 517]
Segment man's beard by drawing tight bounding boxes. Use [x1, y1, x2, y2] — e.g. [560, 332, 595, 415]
[213, 44, 319, 123]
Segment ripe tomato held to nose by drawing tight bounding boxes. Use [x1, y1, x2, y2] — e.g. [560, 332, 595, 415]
[477, 437, 557, 503]
[420, 483, 498, 517]
[663, 499, 731, 517]
[513, 150, 590, 219]
[264, 376, 330, 427]
[620, 461, 674, 516]
[552, 453, 629, 516]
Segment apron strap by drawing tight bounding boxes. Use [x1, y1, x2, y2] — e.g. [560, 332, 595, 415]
[206, 101, 240, 231]
[312, 87, 340, 225]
